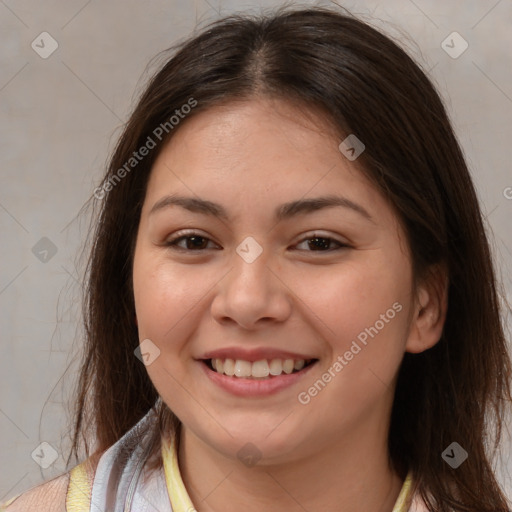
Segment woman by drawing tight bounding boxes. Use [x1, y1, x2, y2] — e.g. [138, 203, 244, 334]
[3, 5, 511, 511]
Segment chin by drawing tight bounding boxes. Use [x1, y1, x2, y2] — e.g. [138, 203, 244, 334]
[194, 422, 307, 466]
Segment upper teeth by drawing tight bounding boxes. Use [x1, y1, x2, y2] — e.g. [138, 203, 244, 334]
[211, 358, 307, 378]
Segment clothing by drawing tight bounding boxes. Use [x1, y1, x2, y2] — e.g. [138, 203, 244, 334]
[1, 407, 428, 511]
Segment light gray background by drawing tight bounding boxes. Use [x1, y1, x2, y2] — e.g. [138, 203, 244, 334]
[1, 0, 511, 502]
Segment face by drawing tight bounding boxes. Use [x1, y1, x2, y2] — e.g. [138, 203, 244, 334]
[132, 97, 426, 465]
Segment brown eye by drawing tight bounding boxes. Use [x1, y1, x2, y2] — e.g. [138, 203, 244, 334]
[181, 235, 209, 250]
[295, 235, 348, 252]
[165, 231, 219, 251]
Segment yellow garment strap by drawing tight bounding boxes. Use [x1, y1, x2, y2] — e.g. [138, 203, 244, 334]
[162, 431, 196, 512]
[393, 472, 414, 512]
[65, 455, 96, 512]
[0, 495, 19, 510]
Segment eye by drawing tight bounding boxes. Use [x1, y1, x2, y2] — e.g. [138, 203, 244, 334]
[165, 230, 220, 251]
[293, 234, 349, 252]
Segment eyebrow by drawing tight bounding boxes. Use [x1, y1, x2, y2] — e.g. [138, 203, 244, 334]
[149, 194, 374, 223]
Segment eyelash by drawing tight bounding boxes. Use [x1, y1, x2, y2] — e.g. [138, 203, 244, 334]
[164, 230, 350, 253]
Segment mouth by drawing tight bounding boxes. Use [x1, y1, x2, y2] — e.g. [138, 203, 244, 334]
[196, 346, 320, 397]
[203, 357, 318, 379]
[198, 356, 319, 397]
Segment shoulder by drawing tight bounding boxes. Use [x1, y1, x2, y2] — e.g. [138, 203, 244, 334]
[2, 472, 69, 512]
[2, 452, 101, 512]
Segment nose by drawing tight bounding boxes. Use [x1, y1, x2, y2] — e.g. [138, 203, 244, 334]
[210, 246, 292, 330]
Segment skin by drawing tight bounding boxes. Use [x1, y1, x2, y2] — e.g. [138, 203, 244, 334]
[132, 97, 447, 512]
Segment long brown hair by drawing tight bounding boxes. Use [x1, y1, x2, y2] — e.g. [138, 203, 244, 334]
[69, 5, 512, 510]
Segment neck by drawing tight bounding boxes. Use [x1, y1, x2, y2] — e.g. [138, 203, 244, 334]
[178, 422, 404, 512]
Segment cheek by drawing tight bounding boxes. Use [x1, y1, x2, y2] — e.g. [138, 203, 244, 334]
[291, 259, 412, 415]
[291, 258, 410, 347]
[133, 247, 176, 330]
[132, 251, 216, 346]
[132, 254, 205, 405]
[294, 268, 410, 428]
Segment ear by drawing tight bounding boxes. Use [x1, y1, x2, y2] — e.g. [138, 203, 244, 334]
[405, 263, 449, 354]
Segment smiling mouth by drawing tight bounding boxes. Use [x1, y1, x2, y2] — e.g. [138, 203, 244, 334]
[203, 358, 318, 379]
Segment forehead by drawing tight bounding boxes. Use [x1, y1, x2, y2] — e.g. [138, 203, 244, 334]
[157, 98, 341, 171]
[143, 98, 395, 228]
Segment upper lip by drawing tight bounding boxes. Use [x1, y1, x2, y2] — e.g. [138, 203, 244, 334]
[199, 347, 317, 362]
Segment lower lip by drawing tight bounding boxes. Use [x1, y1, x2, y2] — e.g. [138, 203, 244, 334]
[198, 360, 317, 397]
